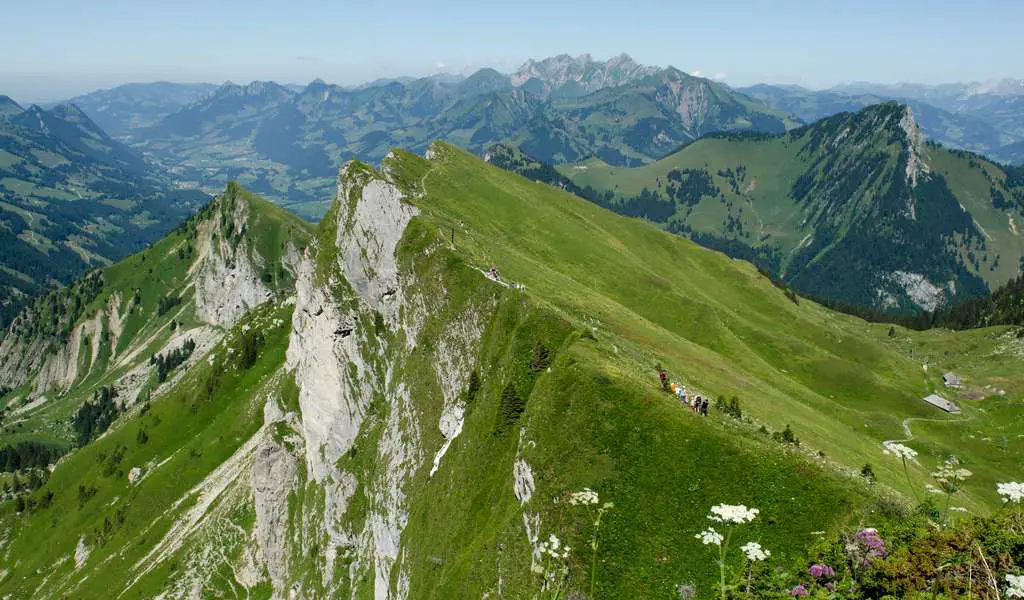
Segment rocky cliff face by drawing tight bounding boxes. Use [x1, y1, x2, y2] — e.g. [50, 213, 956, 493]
[192, 187, 274, 328]
[275, 152, 498, 598]
[0, 291, 124, 395]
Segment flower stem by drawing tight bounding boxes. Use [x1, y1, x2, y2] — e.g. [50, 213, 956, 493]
[589, 506, 606, 600]
[902, 457, 921, 504]
[719, 527, 733, 600]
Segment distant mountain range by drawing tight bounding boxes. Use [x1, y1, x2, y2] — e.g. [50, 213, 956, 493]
[2, 53, 1022, 317]
[492, 102, 1024, 313]
[0, 96, 206, 327]
[45, 60, 1023, 220]
[57, 82, 218, 138]
[54, 55, 797, 216]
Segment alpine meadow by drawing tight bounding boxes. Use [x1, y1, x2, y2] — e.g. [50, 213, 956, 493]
[2, 4, 1024, 599]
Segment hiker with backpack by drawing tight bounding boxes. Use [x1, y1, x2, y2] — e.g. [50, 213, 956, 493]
[700, 398, 709, 416]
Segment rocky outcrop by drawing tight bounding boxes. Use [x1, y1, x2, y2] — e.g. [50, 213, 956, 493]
[900, 106, 930, 188]
[192, 191, 272, 328]
[429, 309, 485, 477]
[283, 157, 482, 598]
[334, 162, 419, 324]
[880, 270, 956, 312]
[286, 161, 424, 596]
[252, 439, 298, 592]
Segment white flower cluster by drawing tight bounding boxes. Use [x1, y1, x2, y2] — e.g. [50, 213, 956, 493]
[532, 533, 571, 579]
[1006, 573, 1024, 598]
[541, 534, 570, 559]
[708, 504, 759, 524]
[883, 441, 918, 460]
[569, 488, 600, 506]
[740, 541, 770, 561]
[695, 527, 724, 546]
[933, 456, 972, 492]
[997, 482, 1024, 504]
[925, 484, 944, 495]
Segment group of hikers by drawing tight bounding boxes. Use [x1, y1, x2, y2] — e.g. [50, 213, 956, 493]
[659, 369, 708, 416]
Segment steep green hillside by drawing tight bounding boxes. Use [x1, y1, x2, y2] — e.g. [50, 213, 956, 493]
[1, 144, 1020, 598]
[0, 182, 311, 446]
[0, 104, 207, 328]
[555, 103, 1024, 312]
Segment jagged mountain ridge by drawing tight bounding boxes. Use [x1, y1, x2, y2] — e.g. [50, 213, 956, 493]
[2, 142, 1022, 598]
[527, 102, 1024, 312]
[510, 52, 660, 98]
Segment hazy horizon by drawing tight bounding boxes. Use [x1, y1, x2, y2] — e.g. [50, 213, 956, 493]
[3, 0, 1023, 103]
[5, 59, 1024, 107]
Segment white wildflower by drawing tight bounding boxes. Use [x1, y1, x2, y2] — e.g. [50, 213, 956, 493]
[949, 507, 968, 513]
[925, 484, 944, 495]
[708, 504, 759, 524]
[696, 528, 724, 546]
[1007, 573, 1024, 598]
[569, 488, 600, 506]
[883, 441, 917, 460]
[740, 541, 770, 561]
[933, 456, 972, 493]
[997, 482, 1024, 504]
[537, 533, 570, 561]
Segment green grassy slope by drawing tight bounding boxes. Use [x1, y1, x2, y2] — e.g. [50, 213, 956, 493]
[0, 185, 311, 598]
[400, 143, 1023, 512]
[382, 144, 1024, 596]
[0, 302, 293, 599]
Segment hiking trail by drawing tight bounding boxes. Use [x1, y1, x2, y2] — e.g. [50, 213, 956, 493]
[884, 413, 974, 446]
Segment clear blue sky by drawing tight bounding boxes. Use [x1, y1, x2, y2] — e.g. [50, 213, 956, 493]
[2, 0, 1022, 102]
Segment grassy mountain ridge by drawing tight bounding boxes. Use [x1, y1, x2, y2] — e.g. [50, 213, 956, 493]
[0, 180, 310, 460]
[2, 143, 1021, 597]
[553, 102, 1024, 312]
[743, 83, 1024, 163]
